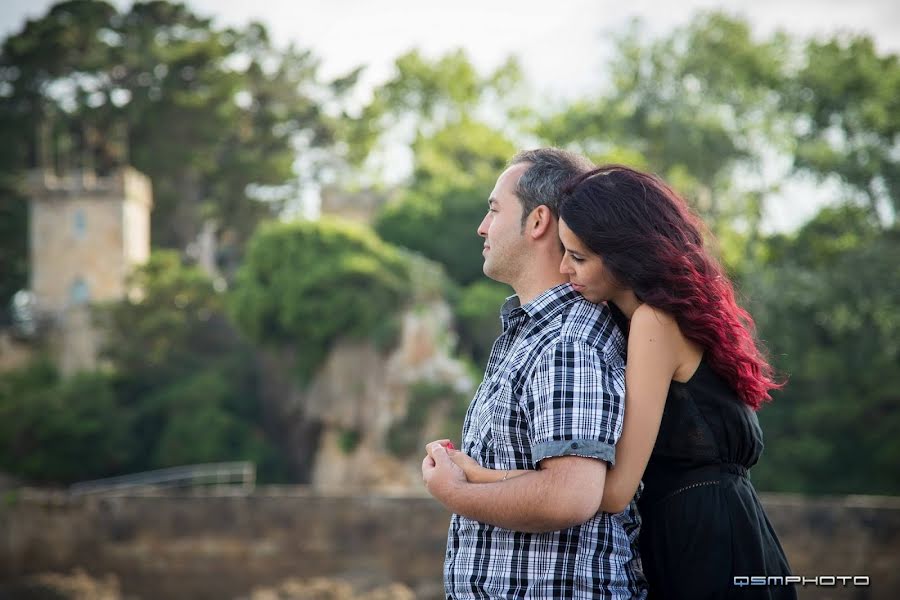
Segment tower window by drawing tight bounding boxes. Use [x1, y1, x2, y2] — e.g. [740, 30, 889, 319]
[73, 209, 87, 240]
[70, 277, 90, 305]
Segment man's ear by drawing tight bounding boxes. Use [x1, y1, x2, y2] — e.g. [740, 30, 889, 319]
[527, 205, 555, 240]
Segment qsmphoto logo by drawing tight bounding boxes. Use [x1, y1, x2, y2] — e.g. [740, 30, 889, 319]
[734, 575, 870, 587]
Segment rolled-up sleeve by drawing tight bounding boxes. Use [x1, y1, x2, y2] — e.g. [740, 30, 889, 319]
[527, 339, 626, 468]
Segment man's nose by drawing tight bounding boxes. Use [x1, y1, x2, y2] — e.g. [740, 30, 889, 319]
[477, 215, 489, 238]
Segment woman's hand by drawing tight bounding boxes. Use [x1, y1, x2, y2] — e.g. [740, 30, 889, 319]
[446, 449, 486, 482]
[425, 439, 489, 483]
[423, 439, 525, 484]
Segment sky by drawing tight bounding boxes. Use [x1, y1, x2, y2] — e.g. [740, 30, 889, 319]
[2, 0, 898, 230]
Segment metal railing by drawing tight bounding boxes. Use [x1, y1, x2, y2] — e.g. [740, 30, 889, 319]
[69, 461, 256, 497]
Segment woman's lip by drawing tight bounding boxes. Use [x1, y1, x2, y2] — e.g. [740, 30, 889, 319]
[571, 283, 584, 291]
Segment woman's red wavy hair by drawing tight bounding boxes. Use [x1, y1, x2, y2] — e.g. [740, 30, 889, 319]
[560, 165, 781, 409]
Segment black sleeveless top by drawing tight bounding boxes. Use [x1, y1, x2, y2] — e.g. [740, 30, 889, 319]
[640, 359, 764, 504]
[635, 357, 796, 599]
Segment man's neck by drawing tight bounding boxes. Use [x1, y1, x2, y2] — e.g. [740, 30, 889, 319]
[513, 273, 569, 306]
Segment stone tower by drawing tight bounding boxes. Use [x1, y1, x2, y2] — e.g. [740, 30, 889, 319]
[26, 167, 152, 374]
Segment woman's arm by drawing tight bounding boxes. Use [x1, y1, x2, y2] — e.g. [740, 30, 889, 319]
[599, 304, 681, 513]
[425, 440, 529, 483]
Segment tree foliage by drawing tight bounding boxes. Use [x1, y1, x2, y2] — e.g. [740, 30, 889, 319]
[0, 361, 131, 482]
[453, 280, 511, 367]
[101, 251, 228, 378]
[229, 218, 411, 380]
[747, 218, 900, 494]
[0, 0, 373, 306]
[1, 7, 898, 495]
[97, 251, 286, 476]
[784, 35, 900, 222]
[0, 251, 290, 483]
[376, 118, 516, 286]
[365, 48, 523, 139]
[366, 52, 522, 361]
[538, 13, 789, 238]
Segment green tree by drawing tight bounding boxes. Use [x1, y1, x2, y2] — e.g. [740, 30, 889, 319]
[100, 250, 287, 480]
[0, 361, 133, 483]
[365, 51, 546, 366]
[375, 118, 517, 286]
[0, 0, 373, 306]
[228, 218, 411, 380]
[453, 280, 510, 366]
[352, 47, 524, 186]
[366, 48, 522, 138]
[784, 34, 900, 223]
[538, 13, 790, 246]
[143, 370, 279, 472]
[747, 213, 900, 495]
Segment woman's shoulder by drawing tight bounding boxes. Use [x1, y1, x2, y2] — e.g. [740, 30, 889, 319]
[631, 303, 680, 336]
[627, 304, 684, 366]
[631, 304, 703, 379]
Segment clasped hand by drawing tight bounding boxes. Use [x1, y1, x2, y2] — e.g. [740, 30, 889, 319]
[421, 439, 481, 501]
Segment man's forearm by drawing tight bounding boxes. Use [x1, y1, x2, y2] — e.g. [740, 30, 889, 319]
[436, 459, 606, 533]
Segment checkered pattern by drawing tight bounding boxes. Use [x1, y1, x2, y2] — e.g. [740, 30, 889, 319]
[444, 283, 647, 599]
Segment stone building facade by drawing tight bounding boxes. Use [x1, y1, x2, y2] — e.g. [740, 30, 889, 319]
[25, 167, 152, 374]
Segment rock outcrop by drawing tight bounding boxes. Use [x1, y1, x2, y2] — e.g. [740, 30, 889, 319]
[256, 259, 475, 491]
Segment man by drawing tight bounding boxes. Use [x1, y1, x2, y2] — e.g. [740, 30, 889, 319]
[422, 148, 646, 599]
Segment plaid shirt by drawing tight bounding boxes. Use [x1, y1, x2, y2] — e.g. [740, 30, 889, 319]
[445, 283, 647, 599]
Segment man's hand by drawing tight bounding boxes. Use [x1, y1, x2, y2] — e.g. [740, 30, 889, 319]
[424, 439, 495, 483]
[424, 439, 455, 457]
[422, 442, 467, 504]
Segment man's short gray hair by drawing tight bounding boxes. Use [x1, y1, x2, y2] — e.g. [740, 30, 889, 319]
[508, 148, 594, 229]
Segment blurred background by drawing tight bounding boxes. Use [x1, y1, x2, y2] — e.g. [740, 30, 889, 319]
[0, 1, 897, 598]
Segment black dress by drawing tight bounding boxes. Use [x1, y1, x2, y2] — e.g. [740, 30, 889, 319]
[636, 359, 796, 599]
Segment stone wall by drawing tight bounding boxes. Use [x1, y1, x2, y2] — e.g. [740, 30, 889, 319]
[0, 489, 897, 599]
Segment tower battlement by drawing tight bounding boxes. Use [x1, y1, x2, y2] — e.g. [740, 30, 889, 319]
[27, 167, 152, 208]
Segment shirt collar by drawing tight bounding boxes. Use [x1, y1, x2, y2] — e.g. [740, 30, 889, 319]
[500, 283, 580, 329]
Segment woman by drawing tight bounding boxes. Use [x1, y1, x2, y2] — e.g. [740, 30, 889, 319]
[432, 165, 795, 599]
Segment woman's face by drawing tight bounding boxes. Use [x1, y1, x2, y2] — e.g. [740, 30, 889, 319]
[558, 218, 620, 303]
